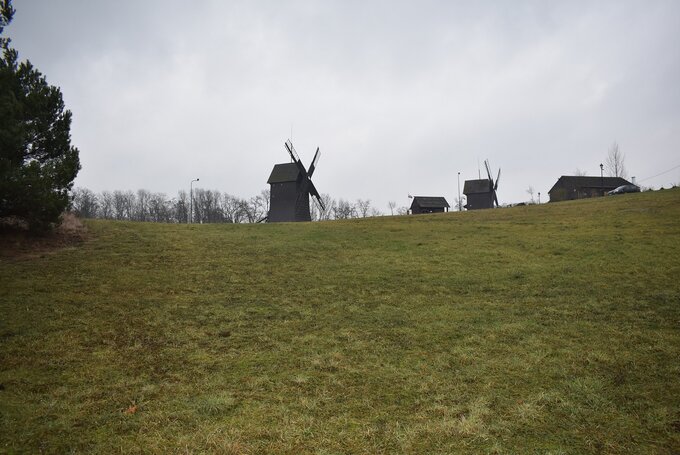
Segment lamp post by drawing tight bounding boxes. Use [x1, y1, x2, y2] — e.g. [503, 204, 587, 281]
[190, 178, 199, 224]
[457, 172, 461, 211]
[538, 192, 541, 204]
[600, 163, 604, 196]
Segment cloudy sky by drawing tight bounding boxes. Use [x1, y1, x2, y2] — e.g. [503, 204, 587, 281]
[9, 0, 680, 209]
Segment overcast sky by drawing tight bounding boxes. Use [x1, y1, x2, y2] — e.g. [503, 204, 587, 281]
[9, 0, 680, 209]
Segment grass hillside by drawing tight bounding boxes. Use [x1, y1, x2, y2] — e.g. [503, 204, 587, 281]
[1, 189, 679, 454]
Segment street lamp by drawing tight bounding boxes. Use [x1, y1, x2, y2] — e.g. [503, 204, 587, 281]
[190, 178, 199, 223]
[457, 172, 461, 211]
[538, 192, 541, 204]
[600, 163, 604, 196]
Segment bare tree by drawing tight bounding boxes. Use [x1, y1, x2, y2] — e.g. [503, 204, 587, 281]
[174, 190, 189, 223]
[148, 192, 171, 223]
[248, 192, 269, 222]
[220, 194, 241, 223]
[112, 190, 134, 220]
[334, 199, 355, 219]
[396, 206, 409, 216]
[315, 193, 335, 221]
[387, 201, 397, 215]
[71, 187, 99, 218]
[574, 168, 587, 176]
[99, 191, 114, 219]
[355, 199, 371, 218]
[453, 195, 466, 211]
[194, 189, 223, 223]
[605, 142, 627, 178]
[134, 189, 152, 221]
[526, 186, 535, 203]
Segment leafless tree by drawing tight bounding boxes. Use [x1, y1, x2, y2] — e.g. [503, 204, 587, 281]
[387, 201, 397, 215]
[238, 198, 257, 223]
[220, 194, 241, 223]
[248, 193, 268, 222]
[605, 142, 627, 178]
[71, 187, 99, 218]
[396, 206, 409, 216]
[355, 199, 371, 218]
[311, 193, 334, 221]
[174, 190, 189, 223]
[112, 190, 134, 220]
[334, 199, 355, 219]
[99, 191, 114, 219]
[194, 189, 223, 223]
[134, 189, 152, 221]
[148, 192, 171, 223]
[574, 168, 587, 176]
[526, 186, 535, 203]
[453, 195, 466, 211]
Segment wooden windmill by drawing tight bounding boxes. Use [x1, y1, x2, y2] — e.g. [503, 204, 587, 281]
[463, 159, 500, 210]
[266, 140, 325, 222]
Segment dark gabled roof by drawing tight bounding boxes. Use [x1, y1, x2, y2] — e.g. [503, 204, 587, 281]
[548, 176, 632, 194]
[463, 179, 492, 194]
[411, 196, 450, 208]
[267, 163, 300, 184]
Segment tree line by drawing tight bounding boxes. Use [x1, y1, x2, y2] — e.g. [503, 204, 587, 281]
[70, 188, 409, 223]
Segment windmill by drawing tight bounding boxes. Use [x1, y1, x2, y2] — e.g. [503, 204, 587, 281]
[463, 159, 500, 210]
[266, 140, 326, 222]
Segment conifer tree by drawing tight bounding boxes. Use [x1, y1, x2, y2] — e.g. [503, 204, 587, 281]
[0, 0, 81, 230]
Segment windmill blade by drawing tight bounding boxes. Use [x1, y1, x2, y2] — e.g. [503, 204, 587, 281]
[312, 193, 326, 213]
[484, 159, 493, 182]
[308, 147, 320, 177]
[307, 178, 321, 200]
[285, 140, 301, 164]
[285, 140, 309, 177]
[494, 168, 501, 191]
[300, 178, 325, 213]
[493, 190, 499, 208]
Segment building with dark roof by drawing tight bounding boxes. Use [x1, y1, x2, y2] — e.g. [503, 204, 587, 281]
[463, 179, 494, 210]
[548, 176, 632, 202]
[409, 196, 450, 214]
[267, 163, 311, 222]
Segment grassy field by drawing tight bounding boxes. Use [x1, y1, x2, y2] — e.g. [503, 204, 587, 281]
[1, 189, 679, 454]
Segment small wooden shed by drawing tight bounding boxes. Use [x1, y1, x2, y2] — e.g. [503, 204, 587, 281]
[410, 196, 450, 214]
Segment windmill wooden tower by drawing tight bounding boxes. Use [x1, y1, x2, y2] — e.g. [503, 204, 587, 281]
[266, 140, 325, 222]
[463, 159, 500, 210]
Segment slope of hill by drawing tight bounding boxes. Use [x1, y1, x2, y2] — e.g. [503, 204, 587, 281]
[1, 189, 679, 453]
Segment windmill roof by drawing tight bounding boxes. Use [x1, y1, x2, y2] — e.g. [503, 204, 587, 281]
[548, 176, 631, 194]
[267, 163, 300, 184]
[411, 196, 450, 208]
[463, 179, 491, 194]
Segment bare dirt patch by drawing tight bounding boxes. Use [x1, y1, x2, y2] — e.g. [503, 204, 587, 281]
[0, 212, 88, 259]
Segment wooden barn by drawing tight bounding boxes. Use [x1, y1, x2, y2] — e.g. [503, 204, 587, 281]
[548, 176, 632, 202]
[410, 196, 450, 214]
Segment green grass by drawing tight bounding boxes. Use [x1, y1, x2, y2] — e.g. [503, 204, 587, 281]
[1, 189, 679, 454]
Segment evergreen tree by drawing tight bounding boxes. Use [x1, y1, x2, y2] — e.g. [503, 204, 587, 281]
[0, 0, 81, 230]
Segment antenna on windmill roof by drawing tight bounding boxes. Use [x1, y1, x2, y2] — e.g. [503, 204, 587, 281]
[477, 157, 481, 179]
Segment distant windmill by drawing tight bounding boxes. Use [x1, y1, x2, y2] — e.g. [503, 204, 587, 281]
[266, 140, 326, 222]
[463, 159, 501, 210]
